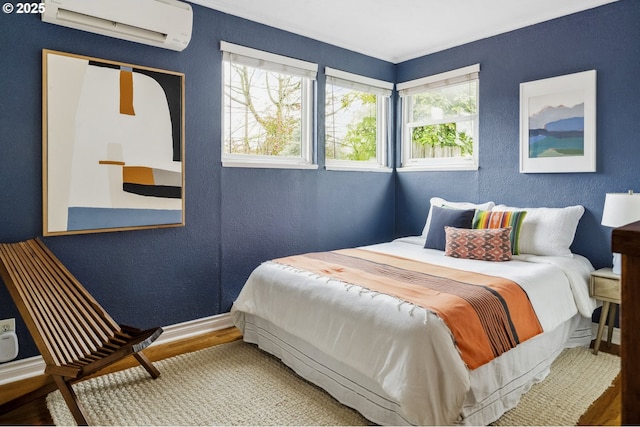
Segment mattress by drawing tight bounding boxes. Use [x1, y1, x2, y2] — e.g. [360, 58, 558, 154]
[231, 237, 596, 425]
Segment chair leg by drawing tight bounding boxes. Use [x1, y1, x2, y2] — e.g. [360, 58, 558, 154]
[134, 351, 160, 379]
[52, 375, 89, 426]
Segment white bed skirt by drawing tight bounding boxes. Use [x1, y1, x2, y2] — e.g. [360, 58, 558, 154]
[235, 312, 592, 426]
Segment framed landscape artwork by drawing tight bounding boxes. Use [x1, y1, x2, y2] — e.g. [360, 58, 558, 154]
[43, 50, 185, 235]
[519, 70, 596, 173]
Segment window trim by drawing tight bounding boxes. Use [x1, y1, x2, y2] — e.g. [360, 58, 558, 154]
[324, 67, 393, 172]
[220, 41, 318, 169]
[221, 41, 318, 79]
[398, 64, 480, 172]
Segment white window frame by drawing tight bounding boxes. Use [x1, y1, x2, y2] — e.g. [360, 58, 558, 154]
[324, 67, 393, 172]
[221, 41, 318, 169]
[398, 64, 480, 172]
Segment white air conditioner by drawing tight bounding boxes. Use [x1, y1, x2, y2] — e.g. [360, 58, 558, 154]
[41, 0, 193, 51]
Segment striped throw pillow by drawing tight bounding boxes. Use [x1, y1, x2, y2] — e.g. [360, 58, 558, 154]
[473, 210, 526, 255]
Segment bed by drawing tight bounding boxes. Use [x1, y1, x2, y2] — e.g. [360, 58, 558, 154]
[231, 199, 597, 425]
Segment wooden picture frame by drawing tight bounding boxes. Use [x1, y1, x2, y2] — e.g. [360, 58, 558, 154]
[519, 70, 596, 173]
[42, 50, 185, 235]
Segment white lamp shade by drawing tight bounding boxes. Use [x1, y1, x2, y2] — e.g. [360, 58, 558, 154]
[602, 192, 640, 227]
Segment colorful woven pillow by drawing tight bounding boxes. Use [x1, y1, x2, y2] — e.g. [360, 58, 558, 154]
[473, 210, 526, 255]
[444, 226, 513, 262]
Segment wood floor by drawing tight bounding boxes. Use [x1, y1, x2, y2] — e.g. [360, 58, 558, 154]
[0, 328, 620, 426]
[578, 342, 621, 426]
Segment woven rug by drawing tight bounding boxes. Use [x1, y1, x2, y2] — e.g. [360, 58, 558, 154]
[47, 341, 620, 426]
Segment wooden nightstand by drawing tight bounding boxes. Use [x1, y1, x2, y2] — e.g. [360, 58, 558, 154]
[589, 267, 621, 354]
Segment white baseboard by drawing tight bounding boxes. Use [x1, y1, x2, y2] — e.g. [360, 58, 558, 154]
[591, 321, 620, 346]
[154, 312, 233, 345]
[0, 312, 233, 386]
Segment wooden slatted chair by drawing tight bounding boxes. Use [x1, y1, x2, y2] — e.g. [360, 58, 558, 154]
[0, 238, 163, 425]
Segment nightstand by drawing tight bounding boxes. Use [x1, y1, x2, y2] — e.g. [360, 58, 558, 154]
[589, 267, 621, 355]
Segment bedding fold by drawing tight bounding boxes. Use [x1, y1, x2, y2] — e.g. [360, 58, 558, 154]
[273, 248, 542, 369]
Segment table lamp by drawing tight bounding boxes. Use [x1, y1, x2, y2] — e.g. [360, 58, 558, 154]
[601, 190, 640, 274]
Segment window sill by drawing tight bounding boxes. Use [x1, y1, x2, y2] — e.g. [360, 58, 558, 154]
[222, 160, 318, 170]
[325, 164, 392, 173]
[398, 163, 479, 172]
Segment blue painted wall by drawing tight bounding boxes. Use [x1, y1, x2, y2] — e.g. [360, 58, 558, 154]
[0, 1, 637, 362]
[395, 0, 640, 270]
[0, 4, 395, 360]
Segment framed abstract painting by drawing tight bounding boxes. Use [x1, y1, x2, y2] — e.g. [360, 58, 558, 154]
[519, 70, 596, 173]
[42, 50, 185, 235]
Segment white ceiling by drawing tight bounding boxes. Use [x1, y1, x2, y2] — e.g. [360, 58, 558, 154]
[190, 0, 617, 63]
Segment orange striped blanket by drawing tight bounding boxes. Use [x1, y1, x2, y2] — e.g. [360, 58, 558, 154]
[273, 248, 543, 369]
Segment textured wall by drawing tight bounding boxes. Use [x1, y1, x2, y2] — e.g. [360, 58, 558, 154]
[394, 0, 640, 270]
[0, 1, 636, 361]
[0, 4, 395, 360]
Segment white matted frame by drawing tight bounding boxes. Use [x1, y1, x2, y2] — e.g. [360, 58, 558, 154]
[43, 49, 185, 235]
[519, 70, 596, 173]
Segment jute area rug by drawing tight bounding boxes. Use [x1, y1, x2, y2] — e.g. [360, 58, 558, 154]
[47, 340, 620, 426]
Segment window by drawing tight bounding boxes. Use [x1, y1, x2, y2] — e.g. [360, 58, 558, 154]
[398, 64, 480, 171]
[221, 41, 318, 168]
[325, 68, 392, 170]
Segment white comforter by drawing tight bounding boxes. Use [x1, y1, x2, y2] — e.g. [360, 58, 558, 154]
[231, 237, 595, 425]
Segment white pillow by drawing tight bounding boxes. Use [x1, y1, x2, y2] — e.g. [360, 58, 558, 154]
[491, 205, 585, 256]
[422, 197, 495, 237]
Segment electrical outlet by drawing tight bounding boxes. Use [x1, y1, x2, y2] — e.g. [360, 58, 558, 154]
[0, 318, 15, 333]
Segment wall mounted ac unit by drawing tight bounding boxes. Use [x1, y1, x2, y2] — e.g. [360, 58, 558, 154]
[42, 0, 193, 51]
